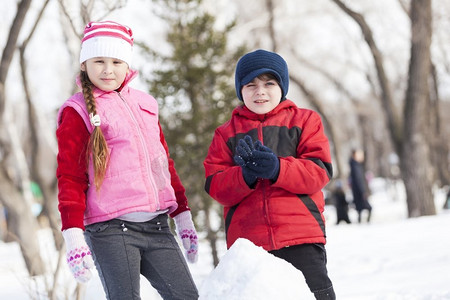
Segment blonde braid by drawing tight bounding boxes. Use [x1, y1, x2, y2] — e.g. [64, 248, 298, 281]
[80, 71, 109, 191]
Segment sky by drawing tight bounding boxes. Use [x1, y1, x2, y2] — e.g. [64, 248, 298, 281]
[1, 177, 449, 299]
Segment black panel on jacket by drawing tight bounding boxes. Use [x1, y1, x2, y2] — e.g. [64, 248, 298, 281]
[226, 126, 301, 158]
[262, 126, 301, 157]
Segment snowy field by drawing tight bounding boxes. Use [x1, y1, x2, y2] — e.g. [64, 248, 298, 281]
[0, 178, 449, 299]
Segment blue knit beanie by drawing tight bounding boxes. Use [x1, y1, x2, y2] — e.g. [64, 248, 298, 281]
[235, 49, 289, 101]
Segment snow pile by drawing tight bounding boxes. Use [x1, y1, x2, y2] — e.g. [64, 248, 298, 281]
[198, 238, 304, 300]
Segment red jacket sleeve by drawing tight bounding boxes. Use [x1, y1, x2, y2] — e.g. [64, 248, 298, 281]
[158, 123, 190, 218]
[203, 129, 255, 207]
[272, 110, 332, 194]
[56, 107, 89, 231]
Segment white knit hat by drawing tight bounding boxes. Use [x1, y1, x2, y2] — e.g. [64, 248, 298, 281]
[79, 21, 134, 67]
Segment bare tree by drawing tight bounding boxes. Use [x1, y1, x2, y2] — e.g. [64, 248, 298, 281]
[145, 0, 246, 267]
[289, 54, 394, 180]
[397, 0, 449, 188]
[330, 0, 436, 217]
[0, 0, 45, 276]
[19, 0, 63, 252]
[262, 0, 345, 179]
[265, 0, 277, 52]
[401, 0, 435, 216]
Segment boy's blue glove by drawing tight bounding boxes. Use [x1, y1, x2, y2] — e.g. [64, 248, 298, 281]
[234, 135, 255, 163]
[234, 135, 257, 186]
[247, 141, 280, 181]
[234, 136, 280, 184]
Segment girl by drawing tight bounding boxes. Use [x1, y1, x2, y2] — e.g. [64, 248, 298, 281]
[56, 21, 199, 300]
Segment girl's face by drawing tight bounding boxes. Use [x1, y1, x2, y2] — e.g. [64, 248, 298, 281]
[81, 57, 129, 92]
[241, 76, 282, 115]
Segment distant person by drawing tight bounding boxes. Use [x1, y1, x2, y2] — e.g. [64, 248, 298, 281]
[349, 149, 372, 223]
[56, 21, 198, 299]
[332, 180, 351, 224]
[204, 49, 336, 299]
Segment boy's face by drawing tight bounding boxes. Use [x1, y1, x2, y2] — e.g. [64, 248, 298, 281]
[81, 57, 129, 92]
[241, 76, 282, 115]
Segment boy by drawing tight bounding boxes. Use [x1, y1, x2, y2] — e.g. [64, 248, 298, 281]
[204, 49, 335, 299]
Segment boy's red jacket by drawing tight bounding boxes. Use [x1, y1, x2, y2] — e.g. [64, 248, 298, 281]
[204, 100, 332, 251]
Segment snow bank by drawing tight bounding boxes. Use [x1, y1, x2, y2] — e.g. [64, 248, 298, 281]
[199, 238, 305, 300]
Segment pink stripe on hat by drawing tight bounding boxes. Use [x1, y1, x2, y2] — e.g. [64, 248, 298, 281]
[79, 21, 134, 66]
[82, 21, 133, 45]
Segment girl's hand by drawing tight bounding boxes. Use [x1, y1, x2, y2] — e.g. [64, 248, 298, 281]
[174, 211, 198, 263]
[62, 228, 95, 283]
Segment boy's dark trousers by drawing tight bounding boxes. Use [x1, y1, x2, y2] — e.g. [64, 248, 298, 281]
[270, 243, 336, 300]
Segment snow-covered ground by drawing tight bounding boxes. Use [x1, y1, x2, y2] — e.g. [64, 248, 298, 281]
[0, 178, 449, 299]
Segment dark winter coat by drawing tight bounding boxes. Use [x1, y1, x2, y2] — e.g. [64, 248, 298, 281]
[332, 187, 350, 223]
[349, 158, 370, 212]
[204, 100, 333, 251]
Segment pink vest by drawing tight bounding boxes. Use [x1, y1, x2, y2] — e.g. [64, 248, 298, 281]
[57, 82, 178, 225]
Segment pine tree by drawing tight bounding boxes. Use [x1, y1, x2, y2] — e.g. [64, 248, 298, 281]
[141, 0, 246, 266]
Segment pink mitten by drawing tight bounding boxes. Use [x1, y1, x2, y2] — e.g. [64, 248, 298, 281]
[174, 211, 198, 263]
[62, 228, 95, 283]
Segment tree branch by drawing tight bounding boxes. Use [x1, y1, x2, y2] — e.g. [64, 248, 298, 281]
[330, 0, 403, 154]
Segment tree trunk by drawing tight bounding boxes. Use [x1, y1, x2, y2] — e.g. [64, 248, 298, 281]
[331, 0, 402, 154]
[205, 208, 220, 267]
[0, 0, 46, 276]
[265, 0, 277, 52]
[0, 171, 44, 275]
[331, 0, 436, 217]
[401, 0, 435, 217]
[18, 0, 62, 250]
[429, 62, 450, 186]
[0, 0, 31, 113]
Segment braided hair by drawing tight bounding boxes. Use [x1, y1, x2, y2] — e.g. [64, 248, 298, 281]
[80, 71, 109, 191]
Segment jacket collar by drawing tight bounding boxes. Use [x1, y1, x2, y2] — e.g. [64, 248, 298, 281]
[232, 99, 297, 121]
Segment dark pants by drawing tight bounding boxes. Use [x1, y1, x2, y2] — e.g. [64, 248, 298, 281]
[85, 214, 198, 300]
[270, 243, 336, 300]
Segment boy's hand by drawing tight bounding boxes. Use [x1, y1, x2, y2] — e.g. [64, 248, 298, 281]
[234, 135, 255, 163]
[247, 142, 280, 181]
[234, 135, 257, 186]
[254, 140, 273, 153]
